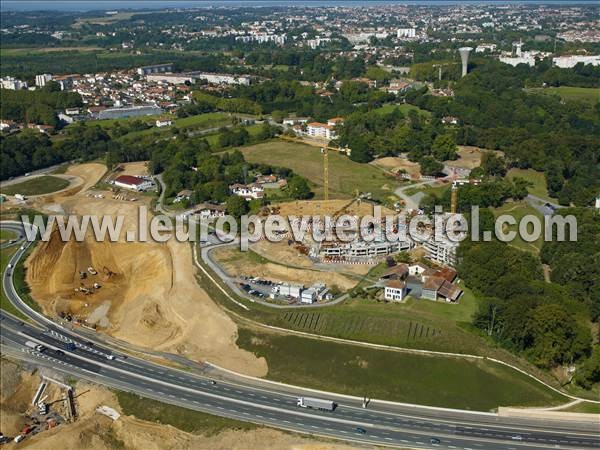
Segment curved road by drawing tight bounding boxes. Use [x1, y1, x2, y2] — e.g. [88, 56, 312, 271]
[1, 221, 599, 449]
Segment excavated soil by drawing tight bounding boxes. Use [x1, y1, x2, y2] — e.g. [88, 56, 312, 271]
[25, 165, 266, 377]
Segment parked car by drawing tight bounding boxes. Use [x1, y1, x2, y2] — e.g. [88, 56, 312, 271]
[355, 427, 366, 434]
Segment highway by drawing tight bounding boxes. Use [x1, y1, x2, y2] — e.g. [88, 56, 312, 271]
[1, 221, 599, 449]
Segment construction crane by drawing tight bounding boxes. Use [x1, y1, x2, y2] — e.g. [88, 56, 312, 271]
[321, 147, 329, 201]
[451, 168, 458, 214]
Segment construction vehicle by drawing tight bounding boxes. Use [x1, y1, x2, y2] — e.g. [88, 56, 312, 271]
[25, 341, 46, 352]
[296, 396, 336, 411]
[79, 271, 87, 280]
[93, 282, 101, 289]
[87, 267, 97, 275]
[102, 266, 114, 279]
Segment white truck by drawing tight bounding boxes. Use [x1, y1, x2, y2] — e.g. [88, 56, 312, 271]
[25, 340, 46, 352]
[297, 396, 336, 411]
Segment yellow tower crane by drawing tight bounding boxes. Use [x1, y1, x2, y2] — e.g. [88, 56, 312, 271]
[321, 147, 329, 201]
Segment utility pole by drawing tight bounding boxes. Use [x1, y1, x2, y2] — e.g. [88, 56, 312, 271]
[321, 147, 329, 201]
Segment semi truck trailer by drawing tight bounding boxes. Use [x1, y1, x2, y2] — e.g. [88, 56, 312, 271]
[297, 397, 336, 411]
[25, 341, 46, 352]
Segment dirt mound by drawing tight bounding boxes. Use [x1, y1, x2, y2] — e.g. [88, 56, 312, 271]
[26, 194, 266, 376]
[215, 246, 357, 291]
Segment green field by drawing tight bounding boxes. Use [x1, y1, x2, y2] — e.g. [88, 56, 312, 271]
[237, 328, 565, 411]
[493, 201, 545, 254]
[116, 391, 257, 435]
[0, 244, 27, 319]
[239, 140, 399, 201]
[529, 86, 600, 104]
[0, 229, 17, 242]
[507, 168, 554, 202]
[374, 103, 432, 117]
[198, 256, 559, 391]
[404, 182, 450, 198]
[1, 176, 70, 196]
[563, 402, 600, 414]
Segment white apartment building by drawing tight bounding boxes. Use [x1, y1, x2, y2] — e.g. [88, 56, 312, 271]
[397, 28, 416, 39]
[552, 55, 600, 68]
[1, 77, 28, 90]
[423, 236, 459, 267]
[35, 74, 53, 87]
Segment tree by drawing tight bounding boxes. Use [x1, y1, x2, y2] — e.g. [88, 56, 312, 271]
[527, 304, 591, 368]
[287, 175, 312, 199]
[419, 156, 444, 176]
[431, 133, 458, 161]
[481, 153, 507, 177]
[226, 195, 249, 218]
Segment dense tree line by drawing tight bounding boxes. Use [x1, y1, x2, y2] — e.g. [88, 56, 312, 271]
[146, 134, 311, 204]
[406, 60, 600, 206]
[459, 239, 593, 376]
[335, 106, 458, 169]
[1, 86, 82, 127]
[1, 124, 115, 179]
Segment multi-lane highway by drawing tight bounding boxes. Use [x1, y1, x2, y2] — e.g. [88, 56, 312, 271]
[1, 221, 599, 449]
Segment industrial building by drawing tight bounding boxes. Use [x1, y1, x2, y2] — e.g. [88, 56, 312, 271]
[114, 175, 153, 191]
[136, 63, 173, 76]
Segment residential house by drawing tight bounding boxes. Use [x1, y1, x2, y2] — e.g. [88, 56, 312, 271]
[174, 189, 193, 203]
[193, 203, 226, 220]
[156, 118, 173, 128]
[380, 264, 409, 281]
[229, 183, 264, 200]
[384, 280, 407, 301]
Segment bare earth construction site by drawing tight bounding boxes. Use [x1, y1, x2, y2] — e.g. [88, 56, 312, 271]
[22, 162, 267, 377]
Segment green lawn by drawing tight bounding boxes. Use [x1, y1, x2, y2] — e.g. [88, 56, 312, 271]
[563, 401, 600, 414]
[507, 168, 554, 202]
[1, 176, 70, 196]
[118, 112, 232, 141]
[0, 229, 17, 242]
[529, 86, 600, 104]
[493, 201, 545, 254]
[239, 140, 399, 201]
[0, 244, 27, 319]
[404, 182, 450, 198]
[237, 328, 565, 411]
[116, 390, 257, 435]
[374, 103, 432, 117]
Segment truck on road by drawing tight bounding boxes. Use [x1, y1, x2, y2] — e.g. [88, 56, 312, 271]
[24, 340, 46, 352]
[297, 397, 336, 411]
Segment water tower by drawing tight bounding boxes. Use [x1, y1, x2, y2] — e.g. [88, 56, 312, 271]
[458, 47, 473, 77]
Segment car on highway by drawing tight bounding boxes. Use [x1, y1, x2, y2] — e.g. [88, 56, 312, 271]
[430, 437, 441, 444]
[511, 435, 523, 441]
[106, 355, 116, 360]
[355, 427, 366, 434]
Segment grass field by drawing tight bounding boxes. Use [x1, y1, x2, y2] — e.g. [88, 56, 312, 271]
[237, 328, 565, 411]
[239, 140, 399, 201]
[404, 182, 450, 198]
[116, 390, 257, 435]
[493, 201, 545, 254]
[0, 244, 27, 319]
[507, 168, 554, 202]
[0, 229, 17, 242]
[529, 86, 600, 104]
[1, 176, 70, 196]
[563, 402, 600, 414]
[374, 103, 432, 117]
